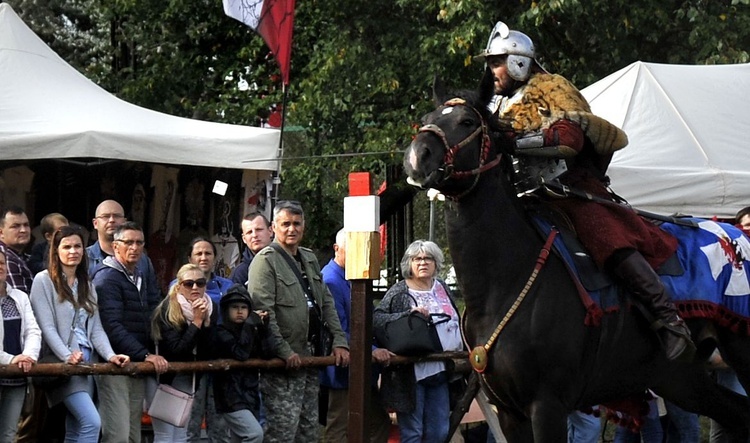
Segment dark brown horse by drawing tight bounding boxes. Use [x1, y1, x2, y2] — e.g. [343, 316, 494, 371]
[403, 71, 750, 442]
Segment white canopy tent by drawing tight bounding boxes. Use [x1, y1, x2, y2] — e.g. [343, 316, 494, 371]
[0, 3, 280, 171]
[581, 61, 750, 219]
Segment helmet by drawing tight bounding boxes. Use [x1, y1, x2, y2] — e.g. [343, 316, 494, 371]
[477, 21, 536, 82]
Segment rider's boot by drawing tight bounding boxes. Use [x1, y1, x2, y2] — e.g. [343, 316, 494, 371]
[612, 250, 696, 362]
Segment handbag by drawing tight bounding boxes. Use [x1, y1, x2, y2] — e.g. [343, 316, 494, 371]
[375, 294, 450, 356]
[32, 315, 76, 390]
[147, 344, 196, 428]
[148, 383, 194, 427]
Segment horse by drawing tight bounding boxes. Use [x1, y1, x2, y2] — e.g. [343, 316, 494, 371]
[403, 71, 750, 442]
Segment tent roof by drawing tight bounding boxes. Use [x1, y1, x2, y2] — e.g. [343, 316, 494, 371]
[0, 3, 280, 171]
[581, 61, 750, 219]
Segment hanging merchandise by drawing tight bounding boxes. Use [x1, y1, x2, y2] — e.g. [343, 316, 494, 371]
[149, 166, 180, 294]
[0, 165, 34, 210]
[212, 199, 240, 278]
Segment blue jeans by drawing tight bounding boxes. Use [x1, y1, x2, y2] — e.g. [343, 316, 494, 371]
[664, 401, 699, 443]
[397, 372, 450, 443]
[614, 398, 663, 443]
[567, 409, 601, 443]
[223, 409, 263, 443]
[0, 384, 26, 442]
[63, 390, 101, 443]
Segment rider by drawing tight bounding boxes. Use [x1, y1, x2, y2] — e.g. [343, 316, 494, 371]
[476, 21, 694, 362]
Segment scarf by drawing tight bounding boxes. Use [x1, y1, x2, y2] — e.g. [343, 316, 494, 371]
[176, 292, 213, 327]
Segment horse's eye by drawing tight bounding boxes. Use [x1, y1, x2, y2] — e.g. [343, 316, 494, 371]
[461, 118, 476, 127]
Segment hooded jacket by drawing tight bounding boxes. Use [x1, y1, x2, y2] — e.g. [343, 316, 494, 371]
[213, 284, 276, 415]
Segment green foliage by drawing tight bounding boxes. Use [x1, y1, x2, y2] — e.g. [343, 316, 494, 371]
[16, 0, 750, 256]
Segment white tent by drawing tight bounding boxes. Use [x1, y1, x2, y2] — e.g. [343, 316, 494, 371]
[0, 3, 280, 171]
[581, 61, 750, 219]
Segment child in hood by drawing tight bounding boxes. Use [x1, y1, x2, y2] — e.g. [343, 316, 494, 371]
[213, 284, 276, 442]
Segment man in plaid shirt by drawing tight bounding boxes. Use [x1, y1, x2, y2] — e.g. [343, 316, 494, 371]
[0, 206, 32, 293]
[1, 206, 43, 443]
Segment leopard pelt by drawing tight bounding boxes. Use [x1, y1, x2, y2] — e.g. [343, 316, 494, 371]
[498, 73, 628, 155]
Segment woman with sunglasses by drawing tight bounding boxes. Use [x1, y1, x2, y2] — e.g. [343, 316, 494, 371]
[150, 263, 218, 442]
[30, 226, 130, 443]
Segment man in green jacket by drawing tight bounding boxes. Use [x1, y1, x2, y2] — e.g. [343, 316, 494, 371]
[248, 200, 349, 442]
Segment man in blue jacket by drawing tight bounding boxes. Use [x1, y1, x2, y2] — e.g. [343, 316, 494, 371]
[87, 199, 159, 295]
[319, 229, 393, 443]
[93, 222, 168, 443]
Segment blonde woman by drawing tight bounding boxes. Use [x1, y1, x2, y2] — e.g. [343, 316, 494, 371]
[150, 263, 218, 442]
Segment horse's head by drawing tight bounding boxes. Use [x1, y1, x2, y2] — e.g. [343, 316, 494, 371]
[404, 69, 509, 198]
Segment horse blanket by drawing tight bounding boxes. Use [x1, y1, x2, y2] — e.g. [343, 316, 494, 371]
[535, 217, 750, 334]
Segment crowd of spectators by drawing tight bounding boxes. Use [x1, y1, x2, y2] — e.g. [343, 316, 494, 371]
[0, 200, 393, 443]
[3, 199, 750, 442]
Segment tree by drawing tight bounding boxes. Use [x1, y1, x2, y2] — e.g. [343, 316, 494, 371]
[15, 0, 750, 260]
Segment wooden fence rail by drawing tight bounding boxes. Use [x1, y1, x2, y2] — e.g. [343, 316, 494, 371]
[0, 351, 469, 378]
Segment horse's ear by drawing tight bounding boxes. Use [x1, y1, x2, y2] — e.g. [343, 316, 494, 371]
[478, 67, 494, 106]
[433, 75, 447, 106]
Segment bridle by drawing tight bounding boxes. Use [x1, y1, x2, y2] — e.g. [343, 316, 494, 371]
[416, 98, 501, 200]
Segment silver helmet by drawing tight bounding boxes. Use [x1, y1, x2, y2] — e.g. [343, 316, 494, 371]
[477, 21, 536, 82]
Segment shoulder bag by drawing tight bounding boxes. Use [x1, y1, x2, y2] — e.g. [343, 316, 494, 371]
[375, 293, 450, 356]
[270, 243, 334, 356]
[33, 314, 76, 390]
[147, 344, 195, 427]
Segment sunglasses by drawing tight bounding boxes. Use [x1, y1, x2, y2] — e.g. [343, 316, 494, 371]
[181, 278, 207, 289]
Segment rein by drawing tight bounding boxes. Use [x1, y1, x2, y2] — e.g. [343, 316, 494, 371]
[465, 228, 558, 374]
[417, 99, 501, 200]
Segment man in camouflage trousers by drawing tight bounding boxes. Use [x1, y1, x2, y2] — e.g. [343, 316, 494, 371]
[248, 201, 349, 442]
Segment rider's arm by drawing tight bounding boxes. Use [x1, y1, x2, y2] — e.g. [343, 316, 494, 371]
[514, 119, 585, 157]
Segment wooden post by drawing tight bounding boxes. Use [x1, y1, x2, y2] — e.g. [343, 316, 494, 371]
[344, 172, 380, 442]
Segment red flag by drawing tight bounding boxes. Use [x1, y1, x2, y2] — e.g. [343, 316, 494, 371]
[223, 0, 296, 85]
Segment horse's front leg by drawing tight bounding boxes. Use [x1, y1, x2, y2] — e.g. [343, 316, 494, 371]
[496, 409, 533, 443]
[529, 398, 569, 442]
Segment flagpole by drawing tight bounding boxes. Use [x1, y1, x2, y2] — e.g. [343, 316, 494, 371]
[271, 82, 290, 207]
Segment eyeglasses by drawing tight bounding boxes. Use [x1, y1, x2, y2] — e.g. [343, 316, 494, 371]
[181, 278, 207, 289]
[96, 213, 125, 221]
[412, 256, 435, 264]
[116, 239, 145, 247]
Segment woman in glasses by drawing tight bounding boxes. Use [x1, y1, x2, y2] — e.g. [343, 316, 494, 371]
[30, 226, 130, 443]
[150, 263, 218, 442]
[175, 236, 234, 441]
[373, 240, 463, 443]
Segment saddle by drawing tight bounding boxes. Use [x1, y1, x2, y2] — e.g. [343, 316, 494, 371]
[527, 201, 684, 325]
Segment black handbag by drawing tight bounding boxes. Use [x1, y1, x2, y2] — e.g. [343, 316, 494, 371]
[33, 316, 76, 390]
[375, 294, 450, 356]
[32, 350, 69, 390]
